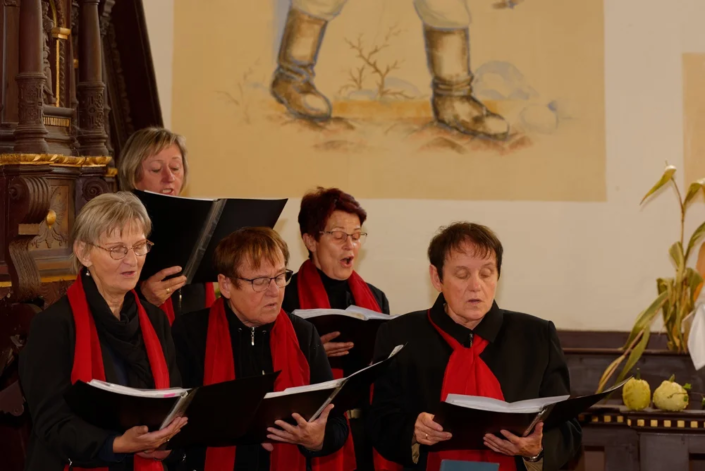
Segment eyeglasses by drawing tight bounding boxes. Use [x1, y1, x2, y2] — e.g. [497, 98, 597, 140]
[319, 230, 368, 245]
[90, 241, 154, 260]
[233, 269, 294, 292]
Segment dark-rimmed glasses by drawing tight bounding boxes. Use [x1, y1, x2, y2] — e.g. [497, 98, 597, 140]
[319, 230, 367, 245]
[233, 269, 294, 292]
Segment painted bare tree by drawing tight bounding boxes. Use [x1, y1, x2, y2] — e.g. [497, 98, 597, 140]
[338, 26, 412, 100]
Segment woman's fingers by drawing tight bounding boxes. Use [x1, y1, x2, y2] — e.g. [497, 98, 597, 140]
[323, 341, 353, 354]
[416, 423, 451, 442]
[320, 332, 341, 343]
[324, 342, 354, 355]
[165, 276, 187, 291]
[419, 414, 444, 432]
[153, 266, 183, 282]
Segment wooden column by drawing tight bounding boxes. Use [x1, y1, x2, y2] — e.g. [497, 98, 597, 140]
[14, 0, 49, 154]
[76, 0, 108, 156]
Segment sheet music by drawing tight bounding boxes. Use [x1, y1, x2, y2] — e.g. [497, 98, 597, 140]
[87, 380, 190, 399]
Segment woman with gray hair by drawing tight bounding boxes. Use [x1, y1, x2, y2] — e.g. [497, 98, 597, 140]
[19, 192, 187, 471]
[118, 127, 216, 322]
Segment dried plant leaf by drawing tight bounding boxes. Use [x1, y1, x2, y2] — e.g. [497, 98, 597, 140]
[686, 221, 705, 260]
[615, 328, 651, 384]
[670, 242, 686, 278]
[596, 351, 628, 393]
[658, 278, 674, 321]
[623, 291, 670, 348]
[640, 165, 676, 204]
[687, 268, 704, 302]
[684, 179, 705, 207]
[694, 242, 705, 301]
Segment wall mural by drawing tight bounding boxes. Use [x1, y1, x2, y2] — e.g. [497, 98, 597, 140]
[173, 0, 606, 201]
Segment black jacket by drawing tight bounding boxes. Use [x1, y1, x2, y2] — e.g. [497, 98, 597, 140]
[367, 294, 582, 470]
[19, 294, 181, 471]
[171, 303, 349, 471]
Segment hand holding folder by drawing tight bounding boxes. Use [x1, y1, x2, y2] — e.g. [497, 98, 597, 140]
[292, 306, 392, 366]
[431, 378, 629, 451]
[65, 346, 405, 449]
[65, 373, 278, 449]
[238, 344, 405, 445]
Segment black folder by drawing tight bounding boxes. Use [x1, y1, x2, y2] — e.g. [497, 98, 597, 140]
[169, 373, 278, 448]
[237, 344, 404, 444]
[432, 378, 628, 451]
[65, 373, 277, 448]
[292, 308, 391, 367]
[133, 190, 287, 283]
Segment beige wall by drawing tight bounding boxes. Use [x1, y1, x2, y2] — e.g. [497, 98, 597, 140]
[143, 0, 174, 129]
[145, 0, 705, 331]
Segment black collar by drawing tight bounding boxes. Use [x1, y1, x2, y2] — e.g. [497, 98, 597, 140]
[317, 267, 349, 291]
[223, 298, 275, 332]
[429, 293, 503, 347]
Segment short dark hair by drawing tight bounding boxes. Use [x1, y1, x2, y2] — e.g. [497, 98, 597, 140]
[214, 227, 290, 285]
[428, 222, 503, 280]
[298, 187, 367, 256]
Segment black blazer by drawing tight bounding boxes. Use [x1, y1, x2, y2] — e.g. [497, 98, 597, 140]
[367, 294, 581, 470]
[19, 296, 181, 471]
[171, 306, 349, 471]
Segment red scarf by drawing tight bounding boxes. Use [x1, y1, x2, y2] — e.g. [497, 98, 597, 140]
[296, 259, 384, 471]
[202, 298, 310, 471]
[426, 312, 517, 471]
[66, 273, 170, 471]
[159, 282, 217, 325]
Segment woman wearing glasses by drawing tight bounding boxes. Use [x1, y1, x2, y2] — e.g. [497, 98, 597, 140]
[19, 192, 187, 471]
[282, 187, 390, 471]
[118, 127, 216, 322]
[171, 227, 348, 470]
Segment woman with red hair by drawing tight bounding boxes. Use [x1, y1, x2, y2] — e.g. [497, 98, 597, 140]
[283, 187, 390, 471]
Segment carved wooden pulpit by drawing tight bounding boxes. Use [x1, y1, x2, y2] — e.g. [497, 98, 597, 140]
[0, 1, 162, 469]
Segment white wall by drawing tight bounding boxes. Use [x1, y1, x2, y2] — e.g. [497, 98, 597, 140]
[143, 0, 174, 129]
[145, 0, 705, 331]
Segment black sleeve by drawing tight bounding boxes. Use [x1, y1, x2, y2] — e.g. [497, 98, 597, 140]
[171, 316, 203, 389]
[366, 322, 416, 467]
[19, 309, 114, 465]
[300, 322, 349, 458]
[282, 274, 300, 314]
[148, 305, 183, 388]
[380, 292, 390, 315]
[540, 321, 582, 469]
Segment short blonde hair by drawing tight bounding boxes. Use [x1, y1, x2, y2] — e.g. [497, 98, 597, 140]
[214, 228, 290, 285]
[117, 127, 189, 191]
[70, 192, 152, 272]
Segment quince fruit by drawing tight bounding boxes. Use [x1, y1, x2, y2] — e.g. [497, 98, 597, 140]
[622, 369, 651, 411]
[653, 375, 689, 412]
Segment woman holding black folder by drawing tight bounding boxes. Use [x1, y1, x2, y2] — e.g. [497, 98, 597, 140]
[117, 127, 217, 322]
[19, 192, 187, 471]
[172, 227, 349, 471]
[367, 223, 582, 471]
[282, 187, 391, 471]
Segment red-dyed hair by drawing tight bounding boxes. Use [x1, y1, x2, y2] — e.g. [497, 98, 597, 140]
[298, 187, 367, 246]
